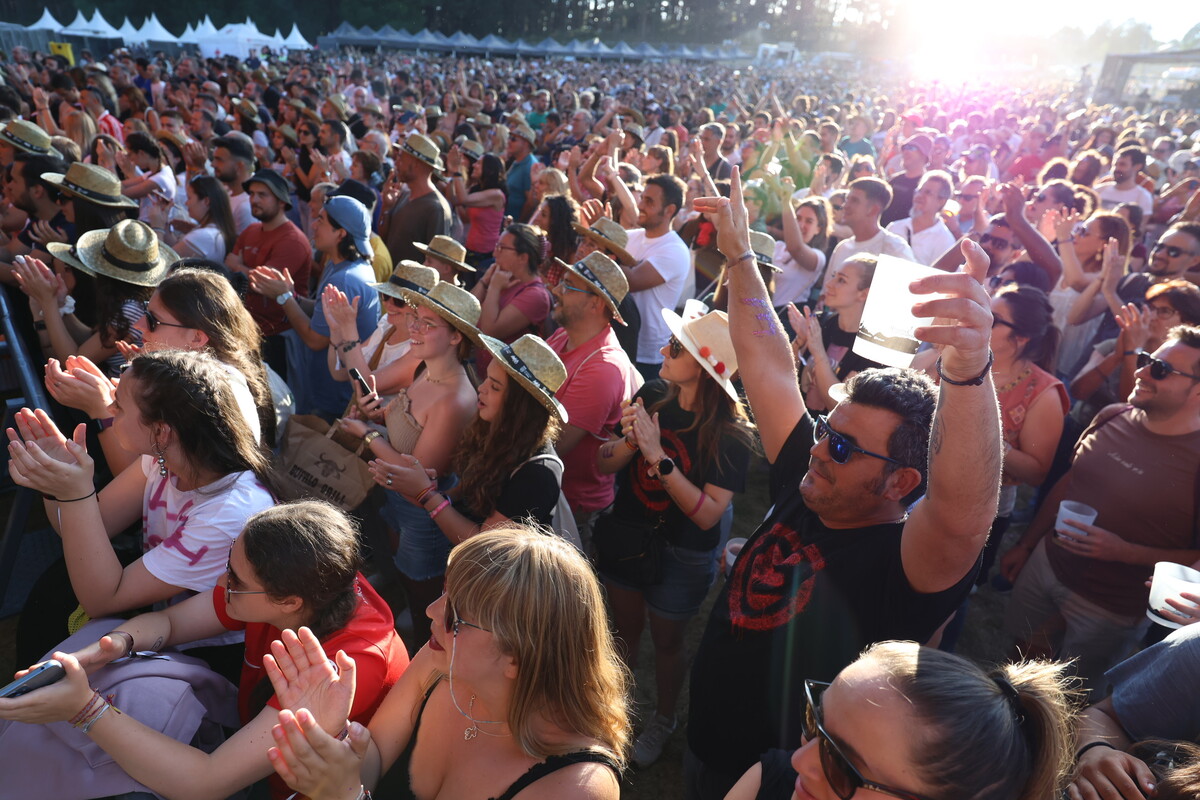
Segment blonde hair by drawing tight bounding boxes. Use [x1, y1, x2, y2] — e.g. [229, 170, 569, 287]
[537, 167, 569, 198]
[445, 527, 632, 767]
[861, 641, 1079, 800]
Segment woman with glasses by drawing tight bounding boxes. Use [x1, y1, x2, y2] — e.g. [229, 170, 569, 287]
[594, 303, 754, 768]
[472, 222, 553, 365]
[338, 282, 480, 650]
[8, 349, 275, 676]
[725, 641, 1076, 800]
[0, 501, 408, 800]
[261, 526, 630, 800]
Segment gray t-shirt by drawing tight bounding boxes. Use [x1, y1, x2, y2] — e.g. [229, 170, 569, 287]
[1108, 622, 1200, 741]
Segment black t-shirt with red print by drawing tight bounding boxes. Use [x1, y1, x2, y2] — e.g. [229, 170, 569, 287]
[686, 414, 977, 774]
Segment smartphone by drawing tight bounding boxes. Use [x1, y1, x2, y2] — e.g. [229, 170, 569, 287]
[0, 660, 65, 698]
[348, 367, 371, 397]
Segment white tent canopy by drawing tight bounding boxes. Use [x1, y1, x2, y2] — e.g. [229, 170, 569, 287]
[138, 13, 177, 43]
[284, 24, 312, 50]
[28, 9, 63, 31]
[195, 16, 218, 37]
[117, 17, 141, 42]
[193, 21, 275, 58]
[62, 11, 93, 34]
[179, 23, 198, 44]
[88, 9, 120, 38]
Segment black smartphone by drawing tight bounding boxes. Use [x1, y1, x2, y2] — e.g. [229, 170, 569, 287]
[348, 367, 371, 397]
[0, 660, 65, 698]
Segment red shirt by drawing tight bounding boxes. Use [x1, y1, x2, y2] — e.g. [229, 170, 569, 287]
[234, 220, 314, 336]
[212, 576, 409, 797]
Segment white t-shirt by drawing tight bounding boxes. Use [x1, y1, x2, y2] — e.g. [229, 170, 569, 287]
[139, 462, 273, 594]
[137, 166, 177, 222]
[625, 228, 691, 364]
[1095, 182, 1154, 215]
[772, 240, 826, 307]
[827, 228, 916, 276]
[885, 217, 957, 267]
[178, 224, 228, 262]
[229, 192, 255, 234]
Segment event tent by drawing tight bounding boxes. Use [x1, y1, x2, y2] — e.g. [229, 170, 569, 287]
[138, 14, 177, 45]
[27, 9, 62, 31]
[285, 24, 312, 49]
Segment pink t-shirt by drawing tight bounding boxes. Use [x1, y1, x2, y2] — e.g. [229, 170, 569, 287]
[547, 326, 643, 512]
[476, 278, 552, 371]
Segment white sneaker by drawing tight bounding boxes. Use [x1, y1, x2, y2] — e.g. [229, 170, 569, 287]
[631, 713, 677, 768]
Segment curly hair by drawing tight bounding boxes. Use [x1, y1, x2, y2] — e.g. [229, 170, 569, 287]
[539, 195, 580, 265]
[453, 372, 561, 518]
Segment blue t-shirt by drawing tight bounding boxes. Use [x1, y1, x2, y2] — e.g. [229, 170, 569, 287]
[302, 258, 381, 417]
[505, 153, 536, 220]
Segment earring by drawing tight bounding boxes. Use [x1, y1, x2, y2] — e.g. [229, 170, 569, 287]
[154, 445, 167, 477]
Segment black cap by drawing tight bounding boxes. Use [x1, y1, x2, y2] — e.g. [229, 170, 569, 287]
[243, 169, 292, 209]
[331, 179, 376, 213]
[212, 133, 255, 164]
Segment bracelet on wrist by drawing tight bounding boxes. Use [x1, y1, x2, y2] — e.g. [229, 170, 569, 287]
[106, 630, 135, 660]
[429, 496, 452, 518]
[415, 483, 438, 506]
[624, 437, 638, 452]
[1075, 741, 1118, 761]
[936, 351, 994, 387]
[340, 339, 361, 353]
[733, 250, 755, 267]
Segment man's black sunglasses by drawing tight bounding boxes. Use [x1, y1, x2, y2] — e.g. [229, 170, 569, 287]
[815, 414, 903, 466]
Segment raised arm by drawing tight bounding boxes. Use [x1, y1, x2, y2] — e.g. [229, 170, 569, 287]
[901, 238, 1002, 593]
[695, 166, 805, 462]
[999, 183, 1063, 287]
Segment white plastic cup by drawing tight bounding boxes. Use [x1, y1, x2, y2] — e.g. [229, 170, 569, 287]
[1147, 562, 1200, 629]
[852, 255, 946, 368]
[724, 537, 747, 576]
[1054, 500, 1098, 539]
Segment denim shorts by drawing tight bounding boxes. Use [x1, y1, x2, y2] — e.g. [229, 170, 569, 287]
[383, 474, 457, 582]
[603, 540, 720, 621]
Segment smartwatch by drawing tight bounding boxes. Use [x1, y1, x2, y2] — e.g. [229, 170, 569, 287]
[656, 456, 676, 477]
[276, 291, 294, 306]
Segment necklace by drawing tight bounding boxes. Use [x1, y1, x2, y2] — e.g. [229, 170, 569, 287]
[423, 369, 456, 385]
[995, 364, 1031, 394]
[449, 630, 509, 741]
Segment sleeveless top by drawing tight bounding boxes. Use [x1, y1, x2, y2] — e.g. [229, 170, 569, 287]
[385, 387, 424, 455]
[465, 203, 504, 254]
[389, 679, 620, 800]
[996, 364, 1069, 454]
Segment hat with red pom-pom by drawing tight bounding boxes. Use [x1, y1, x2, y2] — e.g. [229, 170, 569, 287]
[661, 299, 738, 400]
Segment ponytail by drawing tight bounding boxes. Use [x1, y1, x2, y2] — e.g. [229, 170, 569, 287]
[993, 660, 1079, 800]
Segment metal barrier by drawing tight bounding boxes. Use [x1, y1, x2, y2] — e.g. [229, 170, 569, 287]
[0, 286, 54, 617]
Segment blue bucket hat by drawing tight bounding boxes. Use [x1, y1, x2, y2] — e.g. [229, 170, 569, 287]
[323, 195, 373, 258]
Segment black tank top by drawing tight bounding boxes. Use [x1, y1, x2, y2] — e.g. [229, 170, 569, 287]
[386, 679, 620, 800]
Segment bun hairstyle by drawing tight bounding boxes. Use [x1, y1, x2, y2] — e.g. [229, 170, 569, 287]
[994, 284, 1061, 373]
[506, 222, 550, 272]
[861, 642, 1079, 800]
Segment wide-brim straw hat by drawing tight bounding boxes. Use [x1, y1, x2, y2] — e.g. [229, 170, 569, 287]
[2, 120, 52, 156]
[43, 162, 137, 209]
[472, 113, 494, 129]
[154, 129, 188, 153]
[476, 333, 568, 423]
[48, 219, 178, 287]
[236, 99, 261, 124]
[396, 132, 444, 172]
[373, 260, 439, 302]
[749, 230, 783, 273]
[554, 251, 628, 325]
[458, 138, 485, 162]
[512, 124, 537, 146]
[662, 300, 738, 400]
[413, 234, 474, 273]
[399, 281, 481, 340]
[572, 217, 634, 266]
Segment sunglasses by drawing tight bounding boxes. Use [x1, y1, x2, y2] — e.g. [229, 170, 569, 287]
[1151, 243, 1198, 259]
[803, 681, 933, 800]
[992, 317, 1016, 330]
[1136, 350, 1200, 382]
[815, 414, 902, 466]
[954, 193, 979, 202]
[142, 303, 190, 332]
[667, 335, 685, 359]
[831, 203, 845, 211]
[558, 280, 593, 297]
[225, 546, 268, 604]
[978, 233, 1012, 250]
[444, 597, 489, 636]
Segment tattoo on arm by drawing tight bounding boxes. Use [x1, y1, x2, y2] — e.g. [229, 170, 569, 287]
[740, 297, 778, 337]
[929, 412, 945, 457]
[150, 637, 164, 651]
[599, 442, 616, 459]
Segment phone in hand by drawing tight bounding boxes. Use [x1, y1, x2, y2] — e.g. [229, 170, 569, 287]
[0, 660, 65, 698]
[348, 367, 371, 397]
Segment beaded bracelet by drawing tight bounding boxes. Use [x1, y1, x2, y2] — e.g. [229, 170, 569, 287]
[429, 497, 452, 519]
[339, 339, 361, 353]
[415, 483, 438, 506]
[624, 437, 638, 452]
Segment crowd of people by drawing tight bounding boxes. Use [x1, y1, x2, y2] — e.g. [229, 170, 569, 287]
[0, 40, 1196, 800]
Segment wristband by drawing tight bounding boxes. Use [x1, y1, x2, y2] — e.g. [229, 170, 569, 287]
[686, 492, 706, 518]
[106, 630, 135, 660]
[733, 251, 755, 267]
[93, 416, 115, 433]
[276, 291, 294, 306]
[1075, 741, 1118, 761]
[362, 430, 382, 446]
[936, 351, 994, 387]
[429, 497, 452, 518]
[415, 483, 438, 506]
[1123, 350, 1138, 356]
[624, 437, 638, 452]
[34, 321, 47, 331]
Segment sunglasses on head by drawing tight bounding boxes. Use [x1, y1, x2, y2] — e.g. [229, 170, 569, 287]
[141, 303, 189, 332]
[1136, 350, 1200, 382]
[978, 233, 1012, 250]
[803, 680, 933, 800]
[1151, 243, 1197, 259]
[815, 414, 903, 466]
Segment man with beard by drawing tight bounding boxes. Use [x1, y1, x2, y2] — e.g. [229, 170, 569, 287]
[380, 132, 451, 265]
[226, 169, 313, 379]
[617, 174, 691, 381]
[187, 133, 256, 233]
[0, 152, 68, 279]
[1001, 325, 1200, 694]
[545, 251, 641, 546]
[881, 132, 930, 226]
[1096, 145, 1155, 215]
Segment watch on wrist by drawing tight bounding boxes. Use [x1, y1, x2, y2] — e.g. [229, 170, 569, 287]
[655, 456, 676, 478]
[276, 291, 294, 306]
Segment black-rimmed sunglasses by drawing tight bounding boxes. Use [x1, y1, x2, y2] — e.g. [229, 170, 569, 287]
[141, 303, 190, 332]
[444, 598, 490, 636]
[1151, 243, 1198, 259]
[803, 680, 934, 800]
[1136, 350, 1200, 383]
[815, 415, 903, 466]
[667, 335, 685, 359]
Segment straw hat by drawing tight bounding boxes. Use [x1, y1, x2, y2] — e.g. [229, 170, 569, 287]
[624, 122, 646, 144]
[43, 162, 137, 209]
[476, 333, 568, 422]
[373, 260, 439, 302]
[458, 139, 485, 162]
[413, 234, 474, 273]
[276, 124, 299, 147]
[554, 251, 629, 325]
[154, 129, 188, 152]
[2, 120, 52, 156]
[512, 124, 537, 146]
[749, 231, 782, 273]
[48, 219, 178, 287]
[301, 107, 323, 125]
[662, 300, 738, 400]
[236, 99, 261, 124]
[362, 102, 385, 118]
[425, 104, 444, 119]
[572, 217, 634, 266]
[325, 94, 349, 121]
[400, 281, 481, 339]
[504, 110, 526, 125]
[472, 113, 494, 129]
[396, 132, 444, 172]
